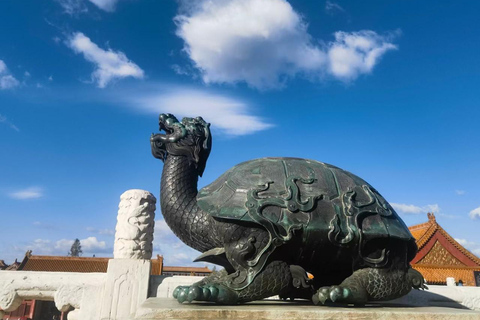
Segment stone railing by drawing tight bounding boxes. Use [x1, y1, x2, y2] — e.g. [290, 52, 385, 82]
[0, 189, 156, 320]
[0, 271, 105, 319]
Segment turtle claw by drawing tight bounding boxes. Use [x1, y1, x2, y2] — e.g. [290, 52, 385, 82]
[316, 287, 330, 305]
[314, 286, 351, 305]
[187, 286, 202, 302]
[173, 284, 238, 304]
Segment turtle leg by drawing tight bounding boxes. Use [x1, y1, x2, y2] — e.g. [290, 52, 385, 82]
[173, 260, 293, 304]
[313, 267, 426, 305]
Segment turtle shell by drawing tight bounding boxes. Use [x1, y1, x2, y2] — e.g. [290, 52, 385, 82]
[197, 157, 414, 247]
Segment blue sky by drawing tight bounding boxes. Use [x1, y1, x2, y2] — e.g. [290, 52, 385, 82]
[1, 0, 480, 266]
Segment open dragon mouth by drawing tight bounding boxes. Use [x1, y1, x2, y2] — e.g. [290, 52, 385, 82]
[159, 120, 173, 134]
[151, 113, 187, 144]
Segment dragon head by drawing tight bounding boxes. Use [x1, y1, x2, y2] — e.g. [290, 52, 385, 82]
[151, 113, 211, 176]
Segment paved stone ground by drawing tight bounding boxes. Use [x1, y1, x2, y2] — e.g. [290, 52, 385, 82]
[135, 298, 480, 320]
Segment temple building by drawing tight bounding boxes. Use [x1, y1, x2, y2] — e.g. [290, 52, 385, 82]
[409, 212, 480, 286]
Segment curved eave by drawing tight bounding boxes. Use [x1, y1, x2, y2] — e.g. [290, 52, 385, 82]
[409, 217, 480, 266]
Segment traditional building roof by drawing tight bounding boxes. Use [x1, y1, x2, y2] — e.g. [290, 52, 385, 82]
[0, 258, 21, 271]
[163, 266, 211, 274]
[408, 213, 480, 286]
[10, 252, 211, 276]
[19, 252, 110, 273]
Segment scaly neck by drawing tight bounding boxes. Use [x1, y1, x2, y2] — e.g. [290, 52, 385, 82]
[160, 155, 220, 252]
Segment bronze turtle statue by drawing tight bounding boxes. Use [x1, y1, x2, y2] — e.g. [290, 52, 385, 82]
[151, 114, 426, 305]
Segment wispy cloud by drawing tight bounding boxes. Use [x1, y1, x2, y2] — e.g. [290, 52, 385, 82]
[86, 226, 115, 235]
[175, 0, 397, 89]
[455, 238, 476, 247]
[437, 213, 459, 219]
[132, 87, 273, 136]
[55, 0, 119, 14]
[33, 221, 59, 230]
[325, 1, 345, 14]
[66, 32, 144, 88]
[454, 238, 480, 257]
[88, 0, 119, 12]
[391, 202, 440, 215]
[0, 60, 20, 90]
[0, 113, 20, 132]
[8, 187, 43, 200]
[55, 0, 88, 15]
[455, 189, 466, 195]
[469, 206, 480, 220]
[153, 219, 204, 266]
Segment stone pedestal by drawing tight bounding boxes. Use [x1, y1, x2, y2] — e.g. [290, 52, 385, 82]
[100, 259, 151, 320]
[135, 298, 480, 320]
[100, 189, 157, 320]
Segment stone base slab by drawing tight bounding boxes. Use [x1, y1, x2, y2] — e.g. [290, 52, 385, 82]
[135, 298, 480, 320]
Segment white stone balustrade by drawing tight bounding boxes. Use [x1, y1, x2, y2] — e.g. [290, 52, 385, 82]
[0, 189, 156, 320]
[0, 271, 105, 320]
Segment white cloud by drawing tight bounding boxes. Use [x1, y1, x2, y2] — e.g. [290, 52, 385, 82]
[454, 238, 480, 258]
[0, 60, 20, 90]
[152, 219, 205, 266]
[327, 31, 397, 80]
[153, 219, 183, 247]
[66, 32, 144, 88]
[15, 236, 109, 257]
[454, 238, 477, 247]
[54, 237, 107, 254]
[391, 202, 440, 215]
[8, 187, 43, 200]
[88, 0, 118, 12]
[0, 75, 20, 90]
[20, 237, 108, 256]
[133, 88, 273, 136]
[24, 239, 55, 255]
[469, 207, 480, 220]
[325, 1, 345, 14]
[79, 236, 108, 251]
[54, 238, 75, 252]
[55, 0, 88, 15]
[455, 189, 466, 195]
[0, 113, 20, 132]
[175, 0, 397, 89]
[55, 237, 107, 254]
[170, 253, 190, 263]
[154, 219, 176, 239]
[56, 0, 119, 14]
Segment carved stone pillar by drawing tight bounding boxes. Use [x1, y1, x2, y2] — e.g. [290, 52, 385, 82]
[101, 189, 156, 320]
[114, 189, 156, 259]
